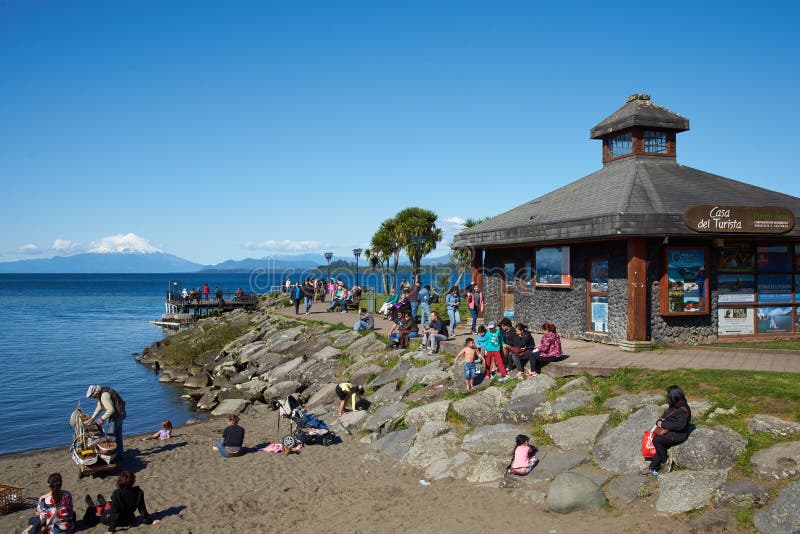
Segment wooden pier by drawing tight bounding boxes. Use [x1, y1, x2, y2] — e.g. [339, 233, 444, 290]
[157, 285, 259, 326]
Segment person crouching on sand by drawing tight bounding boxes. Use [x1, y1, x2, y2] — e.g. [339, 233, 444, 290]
[212, 414, 245, 457]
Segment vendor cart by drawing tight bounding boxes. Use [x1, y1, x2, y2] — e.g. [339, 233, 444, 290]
[69, 404, 117, 478]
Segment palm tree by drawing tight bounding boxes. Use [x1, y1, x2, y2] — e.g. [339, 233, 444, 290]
[450, 217, 487, 288]
[369, 220, 397, 293]
[394, 207, 442, 283]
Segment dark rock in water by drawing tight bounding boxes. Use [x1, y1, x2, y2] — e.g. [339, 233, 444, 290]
[131, 352, 140, 356]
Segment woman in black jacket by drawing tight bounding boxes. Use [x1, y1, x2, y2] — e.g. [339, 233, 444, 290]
[87, 470, 160, 532]
[641, 385, 692, 476]
[506, 324, 536, 378]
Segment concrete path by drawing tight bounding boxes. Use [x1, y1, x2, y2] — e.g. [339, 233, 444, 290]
[274, 299, 800, 374]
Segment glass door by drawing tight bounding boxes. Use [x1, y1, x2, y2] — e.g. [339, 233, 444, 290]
[588, 258, 609, 333]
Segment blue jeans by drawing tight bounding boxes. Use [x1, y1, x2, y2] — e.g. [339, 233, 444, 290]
[107, 414, 125, 456]
[304, 296, 313, 313]
[419, 303, 431, 330]
[410, 301, 419, 321]
[215, 439, 242, 458]
[354, 320, 372, 331]
[469, 307, 479, 332]
[448, 308, 460, 337]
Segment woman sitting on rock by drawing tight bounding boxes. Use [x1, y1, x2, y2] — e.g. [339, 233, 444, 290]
[640, 385, 692, 477]
[529, 322, 562, 376]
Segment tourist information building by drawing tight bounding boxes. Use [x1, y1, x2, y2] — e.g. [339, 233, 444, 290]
[453, 95, 800, 348]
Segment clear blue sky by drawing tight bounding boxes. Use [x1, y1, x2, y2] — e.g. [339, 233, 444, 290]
[2, 0, 798, 264]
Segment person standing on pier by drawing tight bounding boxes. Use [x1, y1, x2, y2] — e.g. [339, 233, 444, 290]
[203, 283, 210, 300]
[86, 385, 127, 458]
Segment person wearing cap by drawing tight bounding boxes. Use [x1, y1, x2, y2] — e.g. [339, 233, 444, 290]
[482, 321, 508, 382]
[86, 385, 127, 457]
[335, 382, 365, 416]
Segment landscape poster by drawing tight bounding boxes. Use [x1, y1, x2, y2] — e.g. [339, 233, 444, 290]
[718, 307, 754, 335]
[719, 245, 755, 272]
[756, 306, 793, 334]
[718, 273, 755, 303]
[535, 246, 571, 286]
[666, 247, 706, 312]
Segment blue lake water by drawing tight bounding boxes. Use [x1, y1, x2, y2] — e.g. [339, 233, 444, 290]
[0, 270, 469, 455]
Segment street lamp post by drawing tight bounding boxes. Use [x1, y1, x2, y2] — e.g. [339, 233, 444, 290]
[324, 252, 333, 282]
[411, 235, 425, 283]
[353, 248, 362, 288]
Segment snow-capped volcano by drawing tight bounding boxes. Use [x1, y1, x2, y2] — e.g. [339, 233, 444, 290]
[87, 233, 163, 254]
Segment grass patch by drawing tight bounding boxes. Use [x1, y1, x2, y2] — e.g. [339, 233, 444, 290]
[708, 340, 800, 350]
[155, 316, 252, 367]
[406, 400, 424, 410]
[445, 404, 465, 426]
[336, 353, 355, 368]
[734, 509, 755, 531]
[406, 383, 426, 395]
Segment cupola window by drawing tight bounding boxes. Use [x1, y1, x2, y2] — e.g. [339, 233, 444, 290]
[610, 132, 632, 157]
[644, 130, 667, 153]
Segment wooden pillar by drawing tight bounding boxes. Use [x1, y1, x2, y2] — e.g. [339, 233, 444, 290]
[627, 238, 648, 341]
[471, 248, 484, 317]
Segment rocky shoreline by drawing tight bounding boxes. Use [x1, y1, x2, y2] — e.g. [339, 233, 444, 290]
[136, 299, 800, 532]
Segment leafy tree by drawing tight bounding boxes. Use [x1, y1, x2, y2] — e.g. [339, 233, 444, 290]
[368, 219, 399, 292]
[394, 207, 442, 283]
[449, 217, 488, 288]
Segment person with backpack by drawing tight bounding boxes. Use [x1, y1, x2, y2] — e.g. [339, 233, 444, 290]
[86, 385, 127, 457]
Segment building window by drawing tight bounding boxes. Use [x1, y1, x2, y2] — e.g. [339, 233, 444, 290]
[610, 132, 632, 157]
[535, 246, 572, 287]
[644, 130, 667, 153]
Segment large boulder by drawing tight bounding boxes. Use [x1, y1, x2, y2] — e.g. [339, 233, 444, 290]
[405, 361, 449, 388]
[236, 380, 269, 402]
[262, 380, 302, 401]
[545, 414, 610, 450]
[266, 356, 305, 384]
[559, 376, 589, 392]
[546, 472, 605, 513]
[548, 389, 594, 417]
[531, 447, 590, 482]
[655, 470, 729, 514]
[750, 441, 800, 479]
[305, 383, 339, 410]
[346, 333, 386, 360]
[748, 414, 800, 437]
[466, 454, 509, 484]
[369, 381, 404, 406]
[362, 402, 408, 434]
[606, 474, 649, 504]
[291, 359, 344, 386]
[416, 421, 453, 441]
[462, 424, 527, 455]
[264, 325, 305, 353]
[511, 375, 556, 400]
[349, 363, 385, 385]
[594, 404, 662, 474]
[451, 387, 507, 427]
[754, 479, 800, 534]
[603, 392, 664, 413]
[670, 425, 747, 470]
[426, 451, 472, 480]
[370, 428, 416, 461]
[184, 372, 210, 388]
[331, 330, 359, 347]
[404, 432, 458, 468]
[370, 361, 412, 388]
[211, 398, 248, 416]
[309, 345, 340, 362]
[196, 390, 219, 411]
[498, 394, 547, 424]
[405, 400, 450, 429]
[715, 480, 770, 509]
[336, 410, 368, 433]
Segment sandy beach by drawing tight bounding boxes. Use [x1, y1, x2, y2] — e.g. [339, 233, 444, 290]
[0, 404, 691, 534]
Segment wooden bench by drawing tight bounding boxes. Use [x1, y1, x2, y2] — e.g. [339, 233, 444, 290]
[346, 292, 362, 310]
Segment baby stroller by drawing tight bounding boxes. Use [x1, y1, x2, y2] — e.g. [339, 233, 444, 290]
[277, 395, 336, 448]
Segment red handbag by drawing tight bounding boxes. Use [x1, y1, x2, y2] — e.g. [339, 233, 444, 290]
[641, 426, 657, 459]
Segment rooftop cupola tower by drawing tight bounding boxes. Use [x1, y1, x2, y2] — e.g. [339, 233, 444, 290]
[590, 94, 690, 165]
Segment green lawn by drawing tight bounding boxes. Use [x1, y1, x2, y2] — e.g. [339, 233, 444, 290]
[708, 340, 800, 350]
[365, 292, 471, 323]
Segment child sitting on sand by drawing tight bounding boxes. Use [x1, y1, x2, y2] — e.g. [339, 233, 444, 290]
[144, 419, 172, 440]
[453, 338, 479, 392]
[507, 434, 539, 476]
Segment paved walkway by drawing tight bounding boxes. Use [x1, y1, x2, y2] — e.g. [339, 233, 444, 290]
[274, 300, 800, 374]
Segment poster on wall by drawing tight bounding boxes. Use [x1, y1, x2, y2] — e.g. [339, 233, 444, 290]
[535, 247, 571, 286]
[666, 248, 707, 312]
[757, 274, 793, 303]
[591, 296, 608, 332]
[756, 245, 792, 272]
[719, 245, 755, 272]
[718, 274, 755, 303]
[756, 306, 793, 334]
[718, 307, 754, 335]
[590, 260, 609, 292]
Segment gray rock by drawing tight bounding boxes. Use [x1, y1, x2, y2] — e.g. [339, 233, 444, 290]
[291, 359, 344, 386]
[594, 404, 663, 474]
[337, 410, 368, 432]
[748, 414, 800, 437]
[405, 361, 449, 388]
[262, 380, 302, 401]
[568, 463, 613, 487]
[545, 414, 610, 450]
[370, 428, 416, 461]
[404, 432, 458, 468]
[264, 325, 305, 353]
[196, 390, 219, 410]
[708, 406, 738, 420]
[754, 479, 800, 534]
[425, 451, 471, 480]
[416, 421, 453, 442]
[409, 350, 441, 363]
[671, 425, 747, 470]
[405, 400, 450, 428]
[750, 440, 800, 480]
[309, 345, 341, 362]
[184, 372, 210, 388]
[462, 424, 527, 456]
[498, 393, 547, 424]
[603, 391, 664, 413]
[350, 363, 384, 385]
[451, 387, 507, 427]
[606, 474, 650, 504]
[266, 356, 305, 384]
[332, 330, 359, 347]
[687, 508, 738, 534]
[228, 369, 257, 385]
[559, 376, 589, 392]
[370, 361, 412, 388]
[236, 379, 269, 401]
[251, 351, 286, 374]
[715, 480, 770, 508]
[549, 389, 594, 417]
[511, 374, 557, 400]
[362, 402, 408, 434]
[688, 399, 714, 418]
[655, 469, 729, 514]
[211, 398, 249, 416]
[305, 383, 339, 409]
[546, 472, 606, 513]
[532, 446, 590, 482]
[346, 333, 386, 360]
[466, 454, 508, 484]
[369, 381, 404, 405]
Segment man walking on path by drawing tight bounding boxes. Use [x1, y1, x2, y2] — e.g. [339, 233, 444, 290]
[408, 280, 420, 322]
[418, 284, 431, 329]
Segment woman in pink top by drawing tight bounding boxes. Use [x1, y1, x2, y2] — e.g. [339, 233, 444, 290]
[528, 322, 563, 376]
[507, 434, 539, 476]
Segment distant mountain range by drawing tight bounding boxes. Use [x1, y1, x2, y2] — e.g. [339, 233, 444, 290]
[0, 251, 455, 273]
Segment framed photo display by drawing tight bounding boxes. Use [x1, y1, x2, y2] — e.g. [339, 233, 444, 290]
[660, 246, 708, 315]
[535, 246, 572, 287]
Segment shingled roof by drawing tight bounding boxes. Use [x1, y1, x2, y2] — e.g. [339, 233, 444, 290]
[590, 94, 689, 139]
[452, 156, 800, 249]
